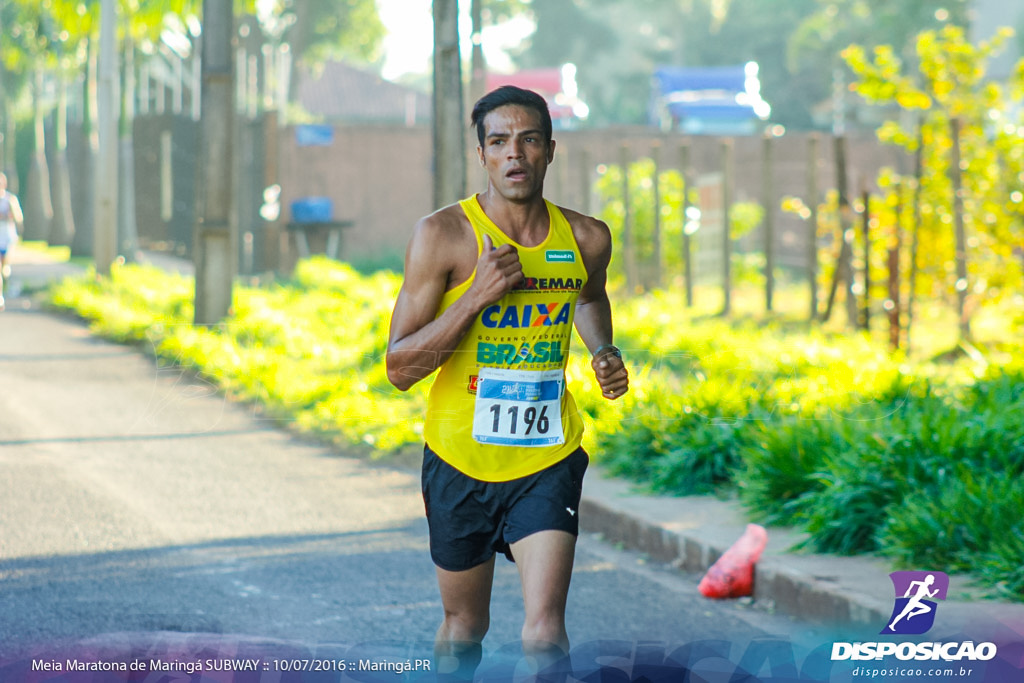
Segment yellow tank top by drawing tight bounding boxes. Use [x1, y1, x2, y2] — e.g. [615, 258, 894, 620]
[424, 195, 588, 482]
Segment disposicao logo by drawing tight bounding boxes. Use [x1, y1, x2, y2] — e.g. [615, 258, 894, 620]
[831, 570, 998, 663]
[882, 571, 948, 635]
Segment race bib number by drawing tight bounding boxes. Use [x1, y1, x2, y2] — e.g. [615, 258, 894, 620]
[472, 368, 565, 447]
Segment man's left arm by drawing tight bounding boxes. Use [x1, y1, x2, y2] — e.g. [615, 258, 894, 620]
[572, 216, 629, 400]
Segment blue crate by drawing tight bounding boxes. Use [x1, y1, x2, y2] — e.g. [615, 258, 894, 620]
[290, 197, 333, 224]
[295, 124, 335, 147]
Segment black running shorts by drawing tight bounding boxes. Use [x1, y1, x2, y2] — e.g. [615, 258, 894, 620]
[421, 443, 589, 572]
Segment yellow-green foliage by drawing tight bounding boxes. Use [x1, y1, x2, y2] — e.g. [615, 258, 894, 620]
[48, 259, 427, 453]
[843, 25, 1024, 307]
[48, 263, 193, 342]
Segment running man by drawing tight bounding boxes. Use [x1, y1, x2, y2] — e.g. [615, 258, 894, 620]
[888, 574, 939, 631]
[386, 86, 629, 679]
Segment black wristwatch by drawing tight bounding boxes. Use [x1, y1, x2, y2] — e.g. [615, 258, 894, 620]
[594, 344, 622, 360]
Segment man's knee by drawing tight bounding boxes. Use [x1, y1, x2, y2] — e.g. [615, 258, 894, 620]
[521, 613, 567, 649]
[442, 610, 490, 643]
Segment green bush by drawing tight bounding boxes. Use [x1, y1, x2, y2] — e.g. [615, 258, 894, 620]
[738, 417, 836, 526]
[880, 472, 1024, 600]
[600, 394, 754, 496]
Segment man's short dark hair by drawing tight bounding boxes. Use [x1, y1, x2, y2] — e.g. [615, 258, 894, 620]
[470, 86, 553, 147]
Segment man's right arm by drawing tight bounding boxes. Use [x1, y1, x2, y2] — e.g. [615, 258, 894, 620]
[385, 216, 522, 391]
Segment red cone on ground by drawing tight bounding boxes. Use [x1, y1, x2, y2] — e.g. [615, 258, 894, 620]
[698, 523, 768, 599]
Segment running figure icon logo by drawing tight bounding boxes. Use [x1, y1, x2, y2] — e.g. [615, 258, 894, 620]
[881, 571, 949, 635]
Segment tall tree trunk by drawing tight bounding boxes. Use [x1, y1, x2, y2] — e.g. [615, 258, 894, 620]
[24, 66, 54, 242]
[822, 134, 856, 327]
[119, 32, 140, 261]
[94, 0, 119, 275]
[1, 104, 15, 193]
[432, 0, 465, 209]
[469, 0, 486, 106]
[193, 0, 237, 325]
[0, 5, 16, 193]
[72, 36, 99, 258]
[50, 76, 77, 247]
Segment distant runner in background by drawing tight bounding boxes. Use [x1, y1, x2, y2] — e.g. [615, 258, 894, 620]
[0, 172, 24, 310]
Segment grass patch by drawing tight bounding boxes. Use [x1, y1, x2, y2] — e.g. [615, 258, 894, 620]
[18, 240, 72, 261]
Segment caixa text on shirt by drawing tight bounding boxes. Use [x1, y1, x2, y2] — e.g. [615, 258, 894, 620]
[481, 302, 573, 329]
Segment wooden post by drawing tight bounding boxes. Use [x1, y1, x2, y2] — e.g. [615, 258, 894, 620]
[861, 188, 871, 331]
[651, 140, 662, 290]
[762, 131, 775, 312]
[578, 146, 591, 215]
[680, 142, 693, 308]
[907, 122, 924, 352]
[721, 138, 734, 317]
[262, 109, 280, 272]
[807, 133, 820, 321]
[888, 180, 902, 350]
[950, 117, 970, 340]
[620, 144, 637, 292]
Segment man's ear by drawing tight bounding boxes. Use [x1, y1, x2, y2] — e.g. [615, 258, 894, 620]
[547, 139, 556, 164]
[477, 145, 486, 167]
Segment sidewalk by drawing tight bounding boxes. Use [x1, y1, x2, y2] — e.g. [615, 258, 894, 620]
[5, 246, 1024, 641]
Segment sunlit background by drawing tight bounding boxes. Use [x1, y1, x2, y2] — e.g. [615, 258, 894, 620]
[3, 0, 1024, 615]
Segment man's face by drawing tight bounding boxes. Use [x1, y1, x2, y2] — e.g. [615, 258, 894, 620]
[477, 104, 554, 202]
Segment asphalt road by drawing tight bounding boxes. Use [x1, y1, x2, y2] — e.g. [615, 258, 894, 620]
[0, 309, 824, 676]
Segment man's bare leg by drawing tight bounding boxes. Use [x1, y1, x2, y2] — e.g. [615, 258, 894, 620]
[509, 530, 576, 679]
[434, 556, 496, 681]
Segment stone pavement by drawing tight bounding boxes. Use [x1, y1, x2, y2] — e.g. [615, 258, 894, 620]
[5, 245, 1024, 641]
